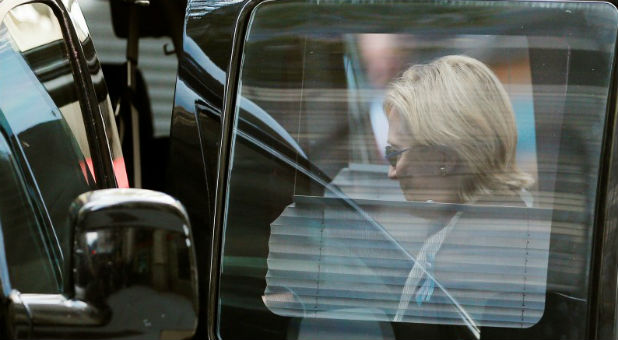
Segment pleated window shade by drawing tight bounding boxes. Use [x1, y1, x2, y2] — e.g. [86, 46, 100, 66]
[263, 194, 552, 328]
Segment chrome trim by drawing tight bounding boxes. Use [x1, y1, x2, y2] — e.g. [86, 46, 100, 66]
[13, 293, 102, 326]
[71, 188, 188, 218]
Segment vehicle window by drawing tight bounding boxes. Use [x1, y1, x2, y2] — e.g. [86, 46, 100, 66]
[0, 132, 59, 293]
[215, 1, 618, 339]
[0, 3, 96, 261]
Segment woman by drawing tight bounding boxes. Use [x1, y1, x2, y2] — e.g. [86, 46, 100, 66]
[383, 55, 535, 323]
[384, 55, 533, 205]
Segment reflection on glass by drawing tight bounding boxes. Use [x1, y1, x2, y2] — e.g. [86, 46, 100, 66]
[64, 0, 90, 43]
[0, 135, 59, 293]
[0, 3, 95, 266]
[217, 1, 618, 339]
[64, 0, 129, 187]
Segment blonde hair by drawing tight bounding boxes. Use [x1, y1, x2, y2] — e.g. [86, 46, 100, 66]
[384, 55, 533, 201]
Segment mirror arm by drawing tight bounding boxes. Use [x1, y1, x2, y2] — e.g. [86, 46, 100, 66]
[8, 290, 105, 338]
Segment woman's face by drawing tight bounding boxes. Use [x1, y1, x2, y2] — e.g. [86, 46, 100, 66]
[386, 112, 462, 203]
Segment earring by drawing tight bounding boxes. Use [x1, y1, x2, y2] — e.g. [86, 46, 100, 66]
[440, 166, 447, 176]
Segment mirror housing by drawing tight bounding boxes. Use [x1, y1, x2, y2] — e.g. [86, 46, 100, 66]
[8, 189, 198, 339]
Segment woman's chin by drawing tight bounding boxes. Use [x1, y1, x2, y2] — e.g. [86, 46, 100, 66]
[402, 191, 424, 202]
[401, 190, 455, 204]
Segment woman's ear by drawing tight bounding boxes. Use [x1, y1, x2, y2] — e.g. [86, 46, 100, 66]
[438, 147, 460, 176]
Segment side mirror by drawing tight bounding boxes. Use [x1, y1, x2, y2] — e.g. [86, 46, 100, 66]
[8, 189, 198, 339]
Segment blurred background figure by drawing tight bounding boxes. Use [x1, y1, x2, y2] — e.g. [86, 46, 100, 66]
[355, 34, 407, 162]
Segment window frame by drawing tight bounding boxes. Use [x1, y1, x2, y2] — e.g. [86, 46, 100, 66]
[0, 0, 119, 289]
[200, 0, 618, 339]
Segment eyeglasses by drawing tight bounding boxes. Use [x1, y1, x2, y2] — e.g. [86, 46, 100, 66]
[385, 145, 409, 167]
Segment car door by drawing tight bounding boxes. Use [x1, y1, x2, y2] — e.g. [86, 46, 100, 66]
[0, 1, 200, 338]
[172, 0, 618, 339]
[0, 0, 124, 270]
[0, 0, 128, 335]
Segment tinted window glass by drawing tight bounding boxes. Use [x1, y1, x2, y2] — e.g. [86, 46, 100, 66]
[0, 3, 95, 260]
[0, 133, 59, 293]
[216, 1, 618, 339]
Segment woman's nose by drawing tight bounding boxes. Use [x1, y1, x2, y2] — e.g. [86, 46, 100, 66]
[388, 165, 397, 179]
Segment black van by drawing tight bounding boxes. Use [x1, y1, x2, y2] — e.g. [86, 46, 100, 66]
[167, 0, 618, 339]
[4, 0, 618, 339]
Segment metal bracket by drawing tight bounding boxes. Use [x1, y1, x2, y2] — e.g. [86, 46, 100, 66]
[163, 43, 176, 56]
